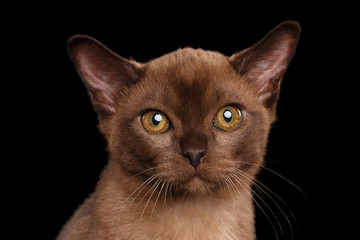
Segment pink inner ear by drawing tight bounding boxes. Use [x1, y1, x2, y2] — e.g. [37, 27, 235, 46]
[252, 41, 293, 98]
[68, 35, 144, 117]
[76, 51, 119, 114]
[252, 44, 289, 99]
[229, 22, 300, 108]
[240, 30, 299, 104]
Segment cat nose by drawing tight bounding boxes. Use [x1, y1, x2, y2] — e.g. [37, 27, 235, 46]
[182, 148, 208, 169]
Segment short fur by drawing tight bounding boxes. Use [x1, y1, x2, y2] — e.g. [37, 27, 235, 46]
[57, 21, 300, 240]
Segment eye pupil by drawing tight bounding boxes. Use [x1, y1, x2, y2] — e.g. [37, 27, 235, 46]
[152, 113, 162, 126]
[223, 110, 232, 122]
[214, 106, 242, 131]
[142, 111, 170, 134]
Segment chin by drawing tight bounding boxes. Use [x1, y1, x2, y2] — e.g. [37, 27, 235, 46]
[172, 171, 222, 197]
[183, 176, 211, 194]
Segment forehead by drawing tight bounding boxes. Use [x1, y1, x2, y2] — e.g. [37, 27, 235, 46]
[137, 48, 256, 122]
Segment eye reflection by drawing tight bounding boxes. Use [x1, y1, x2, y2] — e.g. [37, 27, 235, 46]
[213, 106, 243, 131]
[142, 111, 170, 134]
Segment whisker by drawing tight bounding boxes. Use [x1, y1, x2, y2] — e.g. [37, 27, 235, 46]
[206, 185, 216, 200]
[261, 165, 305, 198]
[163, 182, 169, 205]
[252, 176, 296, 222]
[151, 181, 165, 218]
[231, 173, 280, 240]
[129, 174, 158, 203]
[139, 179, 161, 221]
[242, 161, 305, 197]
[240, 161, 304, 239]
[169, 181, 174, 202]
[128, 167, 157, 179]
[137, 178, 160, 206]
[224, 176, 238, 203]
[237, 169, 295, 238]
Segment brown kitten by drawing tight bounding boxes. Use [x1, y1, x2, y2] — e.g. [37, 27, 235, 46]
[57, 21, 300, 240]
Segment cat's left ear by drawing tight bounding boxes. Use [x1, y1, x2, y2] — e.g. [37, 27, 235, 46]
[229, 21, 301, 109]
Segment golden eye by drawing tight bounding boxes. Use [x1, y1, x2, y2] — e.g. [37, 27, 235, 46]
[213, 106, 243, 131]
[142, 111, 170, 134]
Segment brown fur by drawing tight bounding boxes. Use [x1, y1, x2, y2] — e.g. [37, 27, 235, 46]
[57, 21, 300, 240]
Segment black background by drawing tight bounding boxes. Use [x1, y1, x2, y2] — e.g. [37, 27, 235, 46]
[7, 4, 354, 240]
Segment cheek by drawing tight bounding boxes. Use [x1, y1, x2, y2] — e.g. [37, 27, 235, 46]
[211, 130, 246, 158]
[124, 119, 183, 167]
[197, 129, 263, 183]
[133, 116, 174, 151]
[156, 155, 194, 182]
[212, 132, 238, 147]
[147, 134, 193, 181]
[210, 121, 266, 166]
[145, 133, 173, 149]
[128, 120, 174, 157]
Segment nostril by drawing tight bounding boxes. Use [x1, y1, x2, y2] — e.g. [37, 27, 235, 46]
[197, 151, 208, 161]
[182, 149, 208, 169]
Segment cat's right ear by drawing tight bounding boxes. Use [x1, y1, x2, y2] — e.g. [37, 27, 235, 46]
[68, 35, 143, 119]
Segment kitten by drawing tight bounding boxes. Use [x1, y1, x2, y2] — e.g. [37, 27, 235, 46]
[57, 21, 300, 240]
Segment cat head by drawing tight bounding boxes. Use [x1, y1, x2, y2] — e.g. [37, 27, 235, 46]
[68, 21, 300, 197]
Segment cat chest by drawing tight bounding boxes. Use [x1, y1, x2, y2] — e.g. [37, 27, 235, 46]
[138, 200, 243, 240]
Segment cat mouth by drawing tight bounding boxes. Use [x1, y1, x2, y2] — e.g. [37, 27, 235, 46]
[189, 176, 205, 185]
[182, 175, 216, 194]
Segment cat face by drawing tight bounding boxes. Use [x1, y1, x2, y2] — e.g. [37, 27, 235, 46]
[68, 21, 300, 197]
[109, 49, 271, 195]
